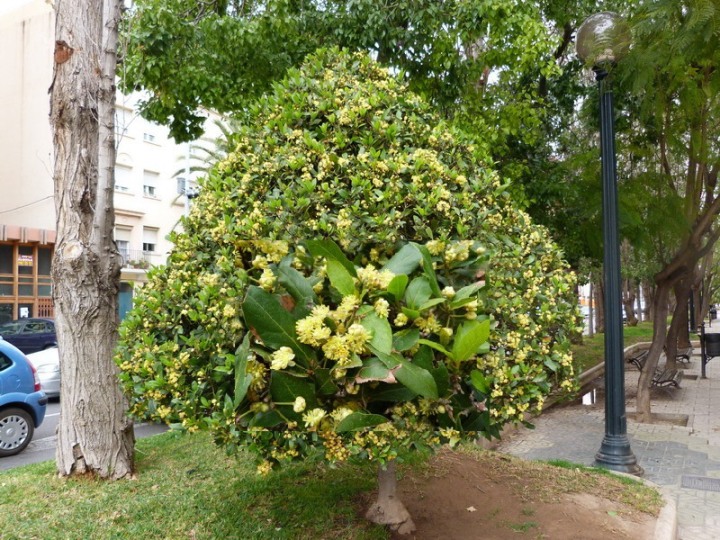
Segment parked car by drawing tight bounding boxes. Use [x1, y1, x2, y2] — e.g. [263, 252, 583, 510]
[0, 318, 57, 354]
[26, 347, 60, 399]
[0, 340, 47, 456]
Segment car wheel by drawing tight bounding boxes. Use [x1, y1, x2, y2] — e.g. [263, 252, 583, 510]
[0, 408, 34, 457]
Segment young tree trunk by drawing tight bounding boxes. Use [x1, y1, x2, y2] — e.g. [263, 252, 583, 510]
[588, 282, 595, 337]
[50, 0, 135, 478]
[365, 461, 416, 535]
[642, 281, 654, 322]
[594, 278, 605, 333]
[635, 284, 671, 422]
[622, 278, 638, 326]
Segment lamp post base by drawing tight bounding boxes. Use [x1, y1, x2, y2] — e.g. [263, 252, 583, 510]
[595, 434, 644, 475]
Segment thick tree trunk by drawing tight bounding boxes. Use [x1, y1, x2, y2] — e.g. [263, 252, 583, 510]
[50, 0, 134, 478]
[635, 284, 671, 422]
[365, 461, 416, 535]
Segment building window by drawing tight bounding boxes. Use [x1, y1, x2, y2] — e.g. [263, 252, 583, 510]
[143, 170, 159, 198]
[143, 132, 156, 143]
[142, 228, 158, 253]
[115, 165, 132, 192]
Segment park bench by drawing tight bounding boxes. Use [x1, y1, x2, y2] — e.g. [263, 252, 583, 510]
[675, 347, 693, 365]
[626, 350, 683, 389]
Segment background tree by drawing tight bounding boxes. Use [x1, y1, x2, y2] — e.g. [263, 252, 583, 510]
[51, 0, 135, 477]
[610, 0, 720, 420]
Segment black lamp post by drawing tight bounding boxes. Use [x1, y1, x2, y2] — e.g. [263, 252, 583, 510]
[576, 12, 642, 475]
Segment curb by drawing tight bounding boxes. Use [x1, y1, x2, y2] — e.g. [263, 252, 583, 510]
[608, 470, 677, 540]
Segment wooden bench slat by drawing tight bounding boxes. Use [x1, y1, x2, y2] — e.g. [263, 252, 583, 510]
[626, 350, 682, 389]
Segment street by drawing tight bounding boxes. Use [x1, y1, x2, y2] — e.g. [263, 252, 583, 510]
[0, 400, 167, 471]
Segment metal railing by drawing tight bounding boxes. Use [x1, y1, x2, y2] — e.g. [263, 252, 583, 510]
[119, 250, 160, 269]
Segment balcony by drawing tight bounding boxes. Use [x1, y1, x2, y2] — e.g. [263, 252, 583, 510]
[119, 249, 160, 270]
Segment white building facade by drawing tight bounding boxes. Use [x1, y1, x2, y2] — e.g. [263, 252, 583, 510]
[0, 0, 218, 321]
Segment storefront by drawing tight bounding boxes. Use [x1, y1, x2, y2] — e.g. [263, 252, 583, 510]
[0, 238, 54, 323]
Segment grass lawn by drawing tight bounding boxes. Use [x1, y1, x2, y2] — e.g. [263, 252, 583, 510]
[1, 431, 388, 540]
[1, 431, 662, 540]
[572, 321, 655, 374]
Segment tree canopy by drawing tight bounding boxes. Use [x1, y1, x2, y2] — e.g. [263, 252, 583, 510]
[117, 49, 579, 470]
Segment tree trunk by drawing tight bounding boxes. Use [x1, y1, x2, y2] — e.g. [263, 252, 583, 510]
[51, 0, 135, 478]
[365, 461, 416, 535]
[622, 278, 638, 326]
[635, 284, 671, 422]
[642, 281, 654, 322]
[594, 278, 605, 333]
[588, 282, 595, 337]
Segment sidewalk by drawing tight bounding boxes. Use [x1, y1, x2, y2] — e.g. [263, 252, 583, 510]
[494, 333, 720, 540]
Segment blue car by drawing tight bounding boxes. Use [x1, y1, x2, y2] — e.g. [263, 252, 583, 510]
[0, 340, 47, 456]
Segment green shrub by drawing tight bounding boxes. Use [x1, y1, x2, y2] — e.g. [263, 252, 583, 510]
[117, 48, 580, 470]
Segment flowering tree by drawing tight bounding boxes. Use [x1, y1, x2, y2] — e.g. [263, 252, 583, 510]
[117, 48, 579, 533]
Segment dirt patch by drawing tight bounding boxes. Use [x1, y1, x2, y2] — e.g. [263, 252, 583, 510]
[378, 449, 660, 540]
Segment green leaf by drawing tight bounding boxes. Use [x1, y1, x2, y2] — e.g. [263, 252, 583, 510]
[360, 312, 393, 354]
[249, 410, 284, 428]
[454, 282, 484, 300]
[357, 357, 396, 383]
[367, 384, 418, 402]
[393, 328, 420, 351]
[418, 338, 453, 359]
[395, 358, 438, 398]
[470, 370, 490, 393]
[451, 319, 491, 363]
[326, 259, 356, 296]
[305, 239, 356, 276]
[418, 297, 446, 311]
[412, 243, 441, 296]
[383, 243, 422, 275]
[276, 260, 316, 316]
[315, 368, 339, 395]
[233, 334, 253, 408]
[370, 347, 403, 369]
[387, 274, 409, 301]
[242, 286, 315, 366]
[269, 371, 317, 410]
[404, 276, 432, 309]
[336, 412, 389, 432]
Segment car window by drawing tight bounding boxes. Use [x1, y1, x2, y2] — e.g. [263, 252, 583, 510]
[23, 322, 46, 334]
[0, 351, 11, 371]
[0, 322, 22, 334]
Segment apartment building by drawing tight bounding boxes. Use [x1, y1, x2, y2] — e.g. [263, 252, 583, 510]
[0, 0, 218, 321]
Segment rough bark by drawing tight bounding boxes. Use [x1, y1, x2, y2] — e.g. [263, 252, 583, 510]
[50, 0, 135, 478]
[365, 461, 416, 535]
[635, 284, 670, 423]
[622, 278, 638, 326]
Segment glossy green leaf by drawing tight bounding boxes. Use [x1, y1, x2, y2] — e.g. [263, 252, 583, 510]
[452, 319, 491, 363]
[395, 358, 438, 398]
[337, 412, 389, 432]
[242, 286, 315, 366]
[360, 312, 393, 354]
[393, 328, 420, 351]
[305, 239, 356, 275]
[404, 276, 432, 309]
[386, 274, 409, 301]
[383, 243, 422, 275]
[233, 333, 252, 408]
[326, 258, 356, 296]
[470, 370, 490, 393]
[412, 242, 441, 296]
[418, 338, 453, 359]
